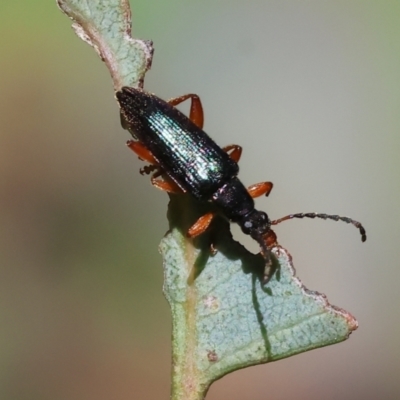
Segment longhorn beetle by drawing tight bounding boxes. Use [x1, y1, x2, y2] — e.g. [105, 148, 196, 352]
[116, 87, 366, 282]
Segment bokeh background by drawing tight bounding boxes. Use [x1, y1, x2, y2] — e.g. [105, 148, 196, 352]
[0, 1, 399, 399]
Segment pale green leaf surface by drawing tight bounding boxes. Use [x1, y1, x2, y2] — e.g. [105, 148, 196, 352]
[163, 196, 357, 398]
[57, 0, 152, 89]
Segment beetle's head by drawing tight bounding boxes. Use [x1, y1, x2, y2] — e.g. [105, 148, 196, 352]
[239, 210, 278, 284]
[239, 210, 271, 240]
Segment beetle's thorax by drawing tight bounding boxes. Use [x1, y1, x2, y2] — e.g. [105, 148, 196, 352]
[212, 178, 271, 238]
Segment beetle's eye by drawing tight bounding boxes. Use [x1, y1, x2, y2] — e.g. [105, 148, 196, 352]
[244, 221, 253, 231]
[241, 220, 252, 234]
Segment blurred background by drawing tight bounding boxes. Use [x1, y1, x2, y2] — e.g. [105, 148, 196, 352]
[0, 1, 399, 399]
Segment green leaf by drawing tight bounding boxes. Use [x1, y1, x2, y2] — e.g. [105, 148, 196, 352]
[163, 195, 357, 400]
[57, 0, 153, 89]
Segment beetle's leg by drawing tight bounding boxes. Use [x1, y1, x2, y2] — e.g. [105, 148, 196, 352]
[139, 164, 158, 176]
[168, 94, 204, 129]
[187, 212, 215, 238]
[247, 182, 273, 198]
[222, 144, 242, 163]
[150, 170, 184, 194]
[127, 139, 183, 193]
[151, 179, 182, 194]
[271, 213, 367, 242]
[127, 140, 160, 175]
[127, 140, 158, 164]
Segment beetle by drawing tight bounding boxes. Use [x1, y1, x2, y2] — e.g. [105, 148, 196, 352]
[116, 87, 366, 282]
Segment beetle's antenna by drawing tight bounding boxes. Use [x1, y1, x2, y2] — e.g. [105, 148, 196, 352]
[271, 213, 367, 242]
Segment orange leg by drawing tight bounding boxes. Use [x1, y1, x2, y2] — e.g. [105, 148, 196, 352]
[127, 140, 158, 164]
[187, 212, 215, 238]
[168, 94, 204, 129]
[247, 182, 273, 198]
[222, 144, 242, 163]
[127, 140, 183, 193]
[150, 170, 183, 194]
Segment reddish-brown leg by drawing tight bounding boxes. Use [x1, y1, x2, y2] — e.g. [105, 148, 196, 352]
[168, 94, 204, 129]
[127, 140, 158, 164]
[188, 212, 215, 238]
[247, 182, 273, 198]
[151, 178, 183, 193]
[127, 140, 183, 193]
[222, 144, 242, 163]
[150, 170, 183, 194]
